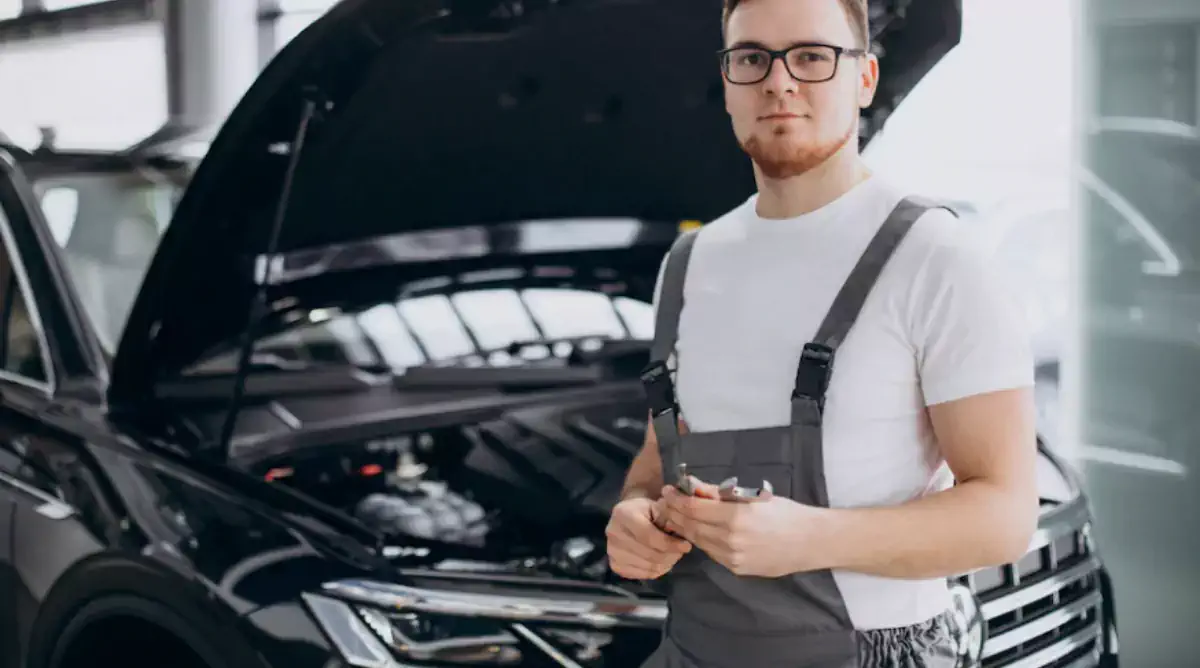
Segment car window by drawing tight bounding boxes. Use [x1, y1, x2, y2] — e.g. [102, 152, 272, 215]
[34, 167, 184, 353]
[0, 208, 49, 387]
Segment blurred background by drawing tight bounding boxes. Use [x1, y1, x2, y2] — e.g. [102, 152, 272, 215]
[0, 0, 1196, 665]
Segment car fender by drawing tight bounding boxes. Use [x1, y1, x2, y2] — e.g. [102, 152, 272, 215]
[22, 553, 264, 668]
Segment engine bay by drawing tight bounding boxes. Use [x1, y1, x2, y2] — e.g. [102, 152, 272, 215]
[245, 392, 650, 582]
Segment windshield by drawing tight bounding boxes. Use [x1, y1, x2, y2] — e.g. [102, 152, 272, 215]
[31, 161, 188, 352]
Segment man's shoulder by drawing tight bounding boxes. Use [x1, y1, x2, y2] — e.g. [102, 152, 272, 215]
[695, 196, 756, 237]
[875, 192, 1001, 319]
[885, 192, 986, 271]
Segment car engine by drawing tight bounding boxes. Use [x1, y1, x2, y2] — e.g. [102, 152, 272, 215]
[248, 393, 648, 581]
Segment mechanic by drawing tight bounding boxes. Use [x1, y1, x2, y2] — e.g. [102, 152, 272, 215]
[603, 0, 1040, 665]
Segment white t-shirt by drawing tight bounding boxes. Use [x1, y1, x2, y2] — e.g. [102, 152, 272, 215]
[654, 174, 1035, 630]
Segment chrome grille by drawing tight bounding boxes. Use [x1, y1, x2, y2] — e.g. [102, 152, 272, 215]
[959, 503, 1106, 668]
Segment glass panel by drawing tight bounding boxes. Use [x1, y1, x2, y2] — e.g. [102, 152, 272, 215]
[613, 296, 655, 340]
[33, 165, 186, 352]
[4, 286, 47, 384]
[1079, 3, 1200, 665]
[357, 304, 426, 370]
[397, 295, 475, 361]
[521, 288, 628, 341]
[452, 289, 541, 351]
[0, 209, 47, 385]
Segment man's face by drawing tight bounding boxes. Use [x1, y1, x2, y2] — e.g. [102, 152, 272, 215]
[723, 0, 879, 179]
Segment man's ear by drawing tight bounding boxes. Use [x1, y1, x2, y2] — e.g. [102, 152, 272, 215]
[858, 53, 880, 109]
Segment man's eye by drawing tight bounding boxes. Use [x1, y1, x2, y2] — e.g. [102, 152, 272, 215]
[739, 53, 764, 66]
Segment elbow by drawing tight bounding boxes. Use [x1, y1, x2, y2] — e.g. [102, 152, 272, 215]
[991, 492, 1041, 565]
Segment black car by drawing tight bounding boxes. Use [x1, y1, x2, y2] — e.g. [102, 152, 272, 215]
[0, 1, 1119, 667]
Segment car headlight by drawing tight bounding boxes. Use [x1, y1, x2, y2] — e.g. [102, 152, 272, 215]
[303, 578, 665, 667]
[304, 593, 523, 666]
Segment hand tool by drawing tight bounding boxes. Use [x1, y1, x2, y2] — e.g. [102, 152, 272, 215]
[716, 476, 773, 502]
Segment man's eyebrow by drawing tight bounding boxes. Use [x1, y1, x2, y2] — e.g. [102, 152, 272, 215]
[725, 39, 837, 50]
[726, 40, 767, 50]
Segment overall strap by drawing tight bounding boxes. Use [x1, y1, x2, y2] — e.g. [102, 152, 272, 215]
[793, 196, 953, 414]
[642, 229, 700, 484]
[649, 229, 701, 368]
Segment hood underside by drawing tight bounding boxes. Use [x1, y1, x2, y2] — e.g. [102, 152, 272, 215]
[109, 0, 962, 404]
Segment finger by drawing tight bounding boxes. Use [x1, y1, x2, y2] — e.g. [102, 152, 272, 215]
[665, 489, 735, 525]
[607, 544, 660, 572]
[614, 523, 690, 561]
[608, 546, 679, 579]
[689, 478, 721, 499]
[660, 511, 704, 545]
[664, 516, 725, 554]
[632, 518, 693, 553]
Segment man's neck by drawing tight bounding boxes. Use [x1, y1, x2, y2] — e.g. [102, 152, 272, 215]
[752, 146, 873, 220]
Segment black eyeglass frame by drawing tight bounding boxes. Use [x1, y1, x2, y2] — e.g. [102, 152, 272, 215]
[716, 42, 868, 85]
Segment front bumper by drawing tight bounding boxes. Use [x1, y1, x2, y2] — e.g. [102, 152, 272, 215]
[954, 495, 1119, 668]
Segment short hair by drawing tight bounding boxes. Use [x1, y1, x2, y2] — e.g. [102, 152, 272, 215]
[721, 0, 871, 50]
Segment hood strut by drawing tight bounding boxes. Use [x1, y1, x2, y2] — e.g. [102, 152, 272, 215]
[213, 89, 325, 462]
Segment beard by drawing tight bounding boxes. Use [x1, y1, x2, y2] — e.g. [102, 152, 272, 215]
[739, 120, 856, 180]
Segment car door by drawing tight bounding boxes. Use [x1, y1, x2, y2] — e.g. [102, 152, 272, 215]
[0, 445, 16, 668]
[0, 174, 58, 668]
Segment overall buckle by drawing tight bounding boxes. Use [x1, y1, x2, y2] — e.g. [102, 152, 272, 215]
[640, 361, 677, 417]
[793, 342, 834, 402]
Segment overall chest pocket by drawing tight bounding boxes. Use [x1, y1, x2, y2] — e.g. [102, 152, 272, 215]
[677, 426, 795, 500]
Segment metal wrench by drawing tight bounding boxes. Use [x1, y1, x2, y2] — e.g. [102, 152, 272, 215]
[716, 476, 773, 502]
[675, 464, 773, 502]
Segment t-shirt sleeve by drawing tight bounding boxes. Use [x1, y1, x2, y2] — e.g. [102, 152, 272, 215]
[909, 217, 1036, 406]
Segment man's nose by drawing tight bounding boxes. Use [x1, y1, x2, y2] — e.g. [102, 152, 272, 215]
[761, 57, 798, 96]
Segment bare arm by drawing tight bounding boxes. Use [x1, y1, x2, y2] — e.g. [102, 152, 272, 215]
[809, 387, 1040, 579]
[620, 412, 665, 501]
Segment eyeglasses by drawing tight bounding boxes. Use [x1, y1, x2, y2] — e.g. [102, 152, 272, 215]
[717, 43, 867, 85]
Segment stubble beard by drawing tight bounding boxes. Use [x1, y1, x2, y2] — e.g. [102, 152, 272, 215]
[739, 120, 856, 180]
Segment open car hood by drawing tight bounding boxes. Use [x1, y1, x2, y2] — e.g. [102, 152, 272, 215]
[107, 0, 962, 405]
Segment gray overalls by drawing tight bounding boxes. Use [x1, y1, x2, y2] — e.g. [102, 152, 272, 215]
[639, 197, 962, 668]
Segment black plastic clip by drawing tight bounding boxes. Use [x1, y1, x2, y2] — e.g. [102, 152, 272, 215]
[640, 361, 677, 417]
[792, 342, 834, 404]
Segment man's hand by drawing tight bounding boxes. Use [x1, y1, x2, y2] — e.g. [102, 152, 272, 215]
[605, 496, 693, 580]
[658, 483, 828, 578]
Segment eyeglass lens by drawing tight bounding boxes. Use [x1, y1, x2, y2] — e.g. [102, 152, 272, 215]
[722, 45, 840, 83]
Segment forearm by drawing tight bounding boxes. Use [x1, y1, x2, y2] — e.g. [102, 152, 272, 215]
[809, 479, 1038, 579]
[621, 421, 664, 501]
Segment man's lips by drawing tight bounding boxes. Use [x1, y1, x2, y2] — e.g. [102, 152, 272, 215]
[759, 112, 805, 120]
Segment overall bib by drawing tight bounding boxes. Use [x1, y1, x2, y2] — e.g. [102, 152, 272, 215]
[639, 197, 961, 668]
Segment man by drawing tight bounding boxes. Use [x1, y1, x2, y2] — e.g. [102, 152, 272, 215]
[604, 0, 1040, 666]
